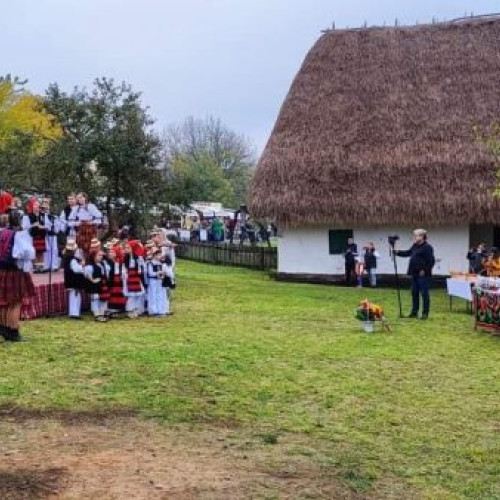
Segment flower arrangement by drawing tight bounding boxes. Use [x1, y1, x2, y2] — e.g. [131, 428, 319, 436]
[355, 299, 385, 322]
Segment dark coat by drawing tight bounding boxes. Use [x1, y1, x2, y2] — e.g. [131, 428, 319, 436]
[396, 242, 435, 277]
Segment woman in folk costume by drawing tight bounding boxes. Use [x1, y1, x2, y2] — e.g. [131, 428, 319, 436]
[68, 192, 102, 259]
[146, 247, 172, 317]
[84, 246, 110, 322]
[40, 197, 61, 272]
[62, 239, 86, 319]
[151, 229, 176, 275]
[0, 212, 35, 342]
[22, 198, 48, 273]
[128, 239, 147, 315]
[106, 246, 127, 314]
[122, 242, 145, 318]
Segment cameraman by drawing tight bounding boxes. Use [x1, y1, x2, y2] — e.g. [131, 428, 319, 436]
[394, 229, 435, 320]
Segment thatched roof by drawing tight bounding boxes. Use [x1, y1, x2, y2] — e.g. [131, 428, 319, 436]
[249, 15, 500, 227]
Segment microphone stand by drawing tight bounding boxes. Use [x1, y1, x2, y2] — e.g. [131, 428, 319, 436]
[46, 215, 57, 319]
[390, 245, 403, 318]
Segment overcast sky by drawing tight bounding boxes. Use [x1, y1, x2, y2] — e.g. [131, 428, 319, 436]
[1, 0, 498, 152]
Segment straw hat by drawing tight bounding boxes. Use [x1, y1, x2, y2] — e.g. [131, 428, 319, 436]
[65, 239, 78, 252]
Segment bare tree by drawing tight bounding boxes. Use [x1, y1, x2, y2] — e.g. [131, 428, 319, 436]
[162, 116, 256, 206]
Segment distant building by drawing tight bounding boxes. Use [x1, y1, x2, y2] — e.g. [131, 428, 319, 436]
[249, 15, 500, 281]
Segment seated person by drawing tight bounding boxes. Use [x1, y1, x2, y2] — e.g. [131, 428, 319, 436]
[483, 248, 500, 277]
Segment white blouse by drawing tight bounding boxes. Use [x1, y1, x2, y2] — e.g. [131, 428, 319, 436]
[13, 230, 36, 272]
[68, 203, 102, 227]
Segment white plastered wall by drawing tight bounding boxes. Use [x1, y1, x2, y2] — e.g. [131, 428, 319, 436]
[278, 226, 470, 276]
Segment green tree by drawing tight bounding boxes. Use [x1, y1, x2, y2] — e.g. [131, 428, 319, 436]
[165, 154, 233, 207]
[162, 116, 256, 206]
[0, 76, 61, 191]
[44, 78, 163, 226]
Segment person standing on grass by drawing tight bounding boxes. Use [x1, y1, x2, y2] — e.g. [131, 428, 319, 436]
[359, 242, 380, 288]
[395, 229, 435, 320]
[62, 239, 86, 319]
[146, 248, 173, 317]
[344, 237, 358, 286]
[0, 211, 35, 342]
[85, 250, 110, 322]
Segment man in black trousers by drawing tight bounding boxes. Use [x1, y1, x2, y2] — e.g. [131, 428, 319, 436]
[395, 229, 435, 320]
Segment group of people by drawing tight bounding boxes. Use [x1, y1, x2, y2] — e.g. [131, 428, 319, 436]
[63, 227, 175, 321]
[345, 230, 436, 320]
[344, 239, 380, 288]
[467, 243, 500, 277]
[0, 188, 177, 341]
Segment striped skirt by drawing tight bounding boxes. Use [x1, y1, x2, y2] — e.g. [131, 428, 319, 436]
[0, 269, 35, 306]
[77, 222, 98, 256]
[33, 236, 46, 253]
[108, 274, 126, 311]
[100, 278, 111, 302]
[126, 268, 143, 295]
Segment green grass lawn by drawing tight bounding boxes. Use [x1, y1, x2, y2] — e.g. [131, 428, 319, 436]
[1, 261, 499, 499]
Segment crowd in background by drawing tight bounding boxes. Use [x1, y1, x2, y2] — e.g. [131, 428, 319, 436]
[160, 214, 278, 245]
[467, 243, 500, 277]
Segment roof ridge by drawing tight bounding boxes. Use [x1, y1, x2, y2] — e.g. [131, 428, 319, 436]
[322, 12, 500, 33]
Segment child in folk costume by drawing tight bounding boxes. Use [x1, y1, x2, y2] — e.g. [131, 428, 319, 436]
[106, 246, 127, 314]
[147, 248, 173, 317]
[84, 248, 110, 322]
[62, 239, 86, 319]
[22, 198, 48, 273]
[123, 243, 145, 318]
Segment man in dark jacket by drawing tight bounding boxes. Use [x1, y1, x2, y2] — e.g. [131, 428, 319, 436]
[466, 243, 487, 274]
[395, 229, 435, 320]
[344, 237, 358, 286]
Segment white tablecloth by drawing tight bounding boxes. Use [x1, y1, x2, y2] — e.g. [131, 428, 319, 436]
[446, 278, 473, 301]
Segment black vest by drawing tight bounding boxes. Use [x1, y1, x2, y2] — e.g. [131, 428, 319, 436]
[364, 250, 377, 270]
[63, 257, 86, 290]
[29, 213, 47, 238]
[86, 263, 104, 294]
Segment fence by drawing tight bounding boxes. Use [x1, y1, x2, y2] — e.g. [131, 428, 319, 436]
[176, 242, 277, 270]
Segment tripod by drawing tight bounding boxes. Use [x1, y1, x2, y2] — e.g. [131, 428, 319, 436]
[390, 245, 403, 318]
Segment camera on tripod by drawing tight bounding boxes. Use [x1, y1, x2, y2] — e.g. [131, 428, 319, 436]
[388, 235, 400, 247]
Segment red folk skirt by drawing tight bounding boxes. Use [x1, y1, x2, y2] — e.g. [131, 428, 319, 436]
[108, 274, 126, 311]
[126, 268, 143, 294]
[33, 235, 46, 253]
[0, 269, 35, 306]
[77, 222, 98, 256]
[99, 278, 111, 302]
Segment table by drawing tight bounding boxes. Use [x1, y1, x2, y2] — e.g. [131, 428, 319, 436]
[446, 278, 474, 312]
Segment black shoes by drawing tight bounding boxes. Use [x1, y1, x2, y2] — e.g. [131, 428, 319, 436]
[407, 312, 429, 320]
[1, 327, 26, 342]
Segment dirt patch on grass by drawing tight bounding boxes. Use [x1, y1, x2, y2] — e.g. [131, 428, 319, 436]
[0, 408, 413, 499]
[0, 467, 69, 499]
[0, 405, 138, 425]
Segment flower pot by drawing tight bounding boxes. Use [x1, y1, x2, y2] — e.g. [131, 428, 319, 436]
[363, 321, 374, 333]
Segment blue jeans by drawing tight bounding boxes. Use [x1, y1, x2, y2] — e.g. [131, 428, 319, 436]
[411, 276, 430, 316]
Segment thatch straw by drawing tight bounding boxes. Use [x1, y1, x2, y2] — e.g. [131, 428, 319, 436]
[249, 17, 500, 227]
